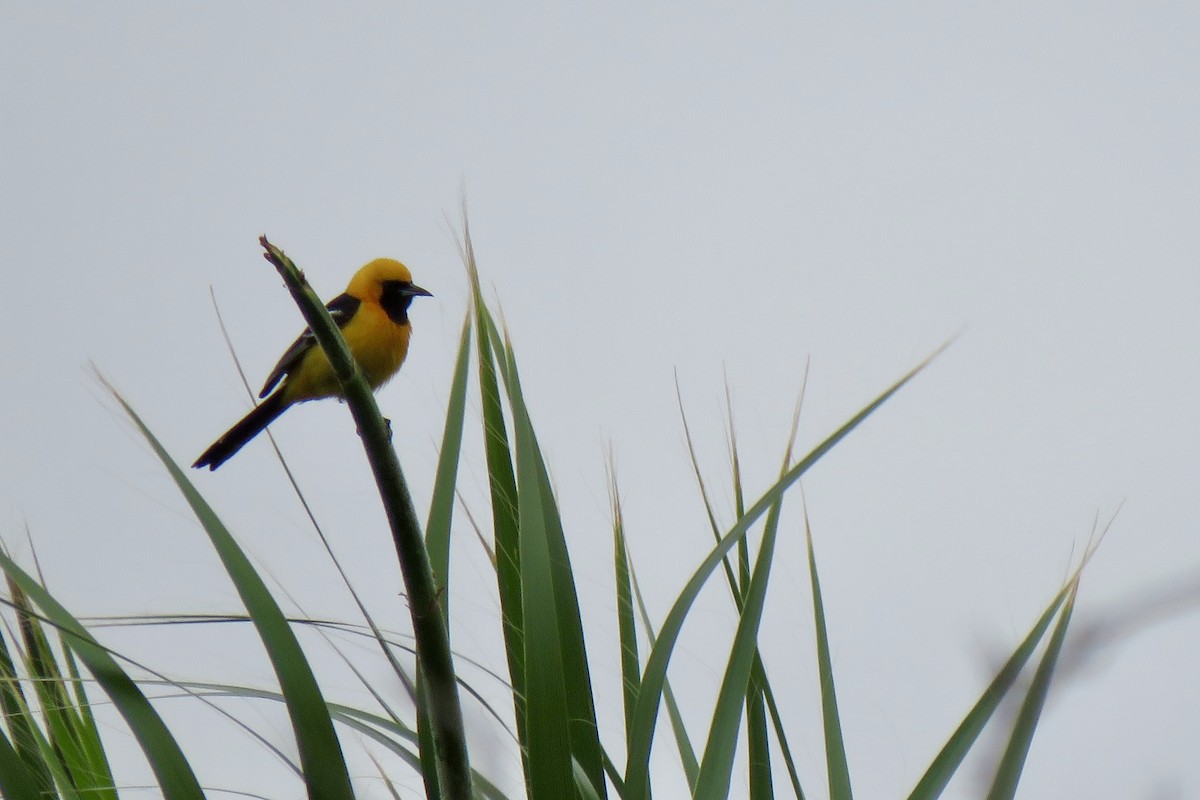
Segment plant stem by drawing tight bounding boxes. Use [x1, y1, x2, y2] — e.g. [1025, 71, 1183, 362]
[260, 236, 473, 800]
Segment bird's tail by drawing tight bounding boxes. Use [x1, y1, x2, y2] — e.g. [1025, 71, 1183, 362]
[193, 392, 289, 470]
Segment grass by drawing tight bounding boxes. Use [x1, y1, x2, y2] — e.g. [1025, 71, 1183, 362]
[0, 228, 1095, 800]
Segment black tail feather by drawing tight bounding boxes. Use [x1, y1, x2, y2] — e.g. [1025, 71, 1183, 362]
[193, 392, 289, 470]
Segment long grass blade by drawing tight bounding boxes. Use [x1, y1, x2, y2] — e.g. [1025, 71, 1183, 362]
[0, 553, 204, 800]
[985, 583, 1079, 800]
[463, 231, 528, 778]
[511, 423, 575, 799]
[676, 378, 742, 602]
[630, 569, 699, 790]
[693, 485, 784, 800]
[106, 386, 353, 800]
[0, 607, 58, 799]
[416, 666, 443, 800]
[0, 731, 49, 800]
[60, 643, 117, 799]
[806, 514, 852, 800]
[336, 708, 513, 800]
[426, 313, 474, 611]
[416, 313, 472, 800]
[725, 382, 750, 595]
[905, 583, 1072, 800]
[502, 339, 607, 798]
[748, 378, 807, 800]
[610, 472, 641, 743]
[623, 344, 949, 800]
[574, 756, 606, 800]
[475, 289, 610, 795]
[746, 657, 773, 800]
[761, 676, 807, 799]
[16, 590, 95, 793]
[11, 584, 105, 797]
[694, 397, 799, 800]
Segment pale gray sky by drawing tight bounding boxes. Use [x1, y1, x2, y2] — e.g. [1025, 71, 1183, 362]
[3, 4, 1198, 798]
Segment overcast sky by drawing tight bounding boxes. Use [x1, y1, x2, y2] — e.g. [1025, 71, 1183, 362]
[3, 4, 1198, 799]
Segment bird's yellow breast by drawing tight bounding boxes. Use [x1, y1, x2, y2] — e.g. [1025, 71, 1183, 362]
[342, 301, 413, 389]
[283, 302, 413, 402]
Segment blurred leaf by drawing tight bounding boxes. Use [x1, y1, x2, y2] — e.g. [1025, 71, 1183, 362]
[906, 582, 1073, 800]
[986, 583, 1078, 800]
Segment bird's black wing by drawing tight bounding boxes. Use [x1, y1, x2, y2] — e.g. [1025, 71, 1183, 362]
[258, 293, 361, 398]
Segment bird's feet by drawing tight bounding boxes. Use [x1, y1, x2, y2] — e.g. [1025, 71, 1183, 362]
[354, 418, 393, 440]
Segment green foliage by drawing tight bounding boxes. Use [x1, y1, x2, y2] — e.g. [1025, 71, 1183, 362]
[0, 232, 1095, 799]
[0, 578, 116, 800]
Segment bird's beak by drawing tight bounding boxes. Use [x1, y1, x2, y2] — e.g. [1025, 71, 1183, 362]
[406, 283, 433, 298]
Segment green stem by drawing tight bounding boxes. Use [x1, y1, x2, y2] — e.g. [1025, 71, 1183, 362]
[260, 236, 472, 800]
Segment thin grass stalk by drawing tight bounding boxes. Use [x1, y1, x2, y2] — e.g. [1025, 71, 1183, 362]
[629, 567, 700, 790]
[693, 491, 785, 800]
[2, 603, 314, 781]
[680, 376, 805, 797]
[693, 403, 798, 800]
[760, 677, 807, 799]
[725, 383, 750, 594]
[676, 378, 743, 601]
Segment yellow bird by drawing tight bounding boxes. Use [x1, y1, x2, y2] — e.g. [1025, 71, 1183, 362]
[193, 258, 431, 470]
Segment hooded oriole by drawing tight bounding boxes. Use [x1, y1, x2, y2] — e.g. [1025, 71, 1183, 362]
[193, 258, 431, 470]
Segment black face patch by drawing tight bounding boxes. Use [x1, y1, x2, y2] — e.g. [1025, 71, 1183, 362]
[379, 280, 417, 325]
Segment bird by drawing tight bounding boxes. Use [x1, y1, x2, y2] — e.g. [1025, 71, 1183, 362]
[193, 258, 431, 470]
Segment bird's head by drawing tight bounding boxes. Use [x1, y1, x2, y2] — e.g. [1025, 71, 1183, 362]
[349, 258, 432, 324]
